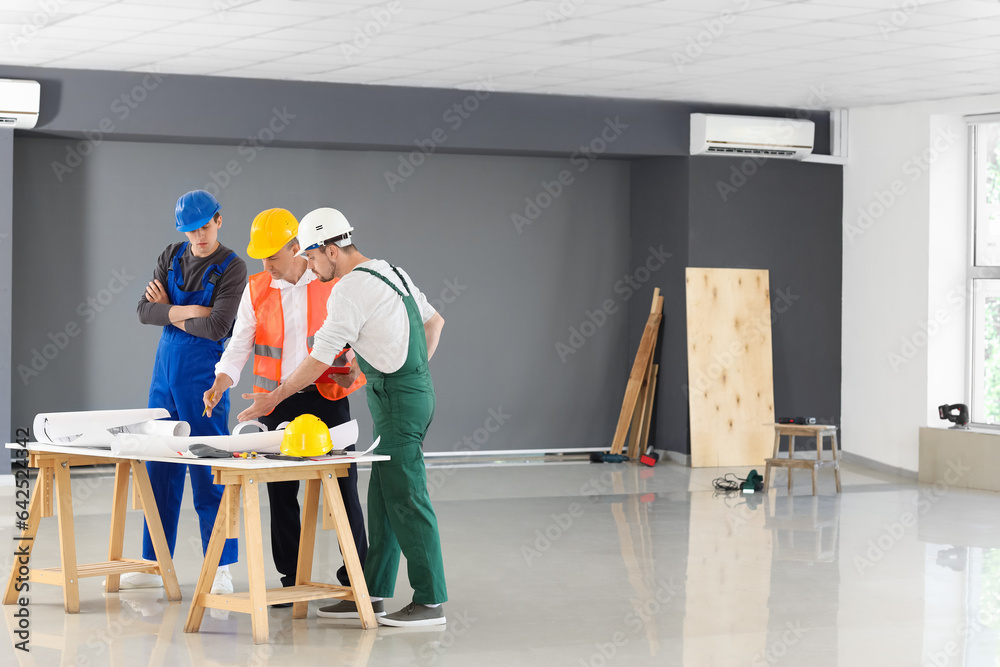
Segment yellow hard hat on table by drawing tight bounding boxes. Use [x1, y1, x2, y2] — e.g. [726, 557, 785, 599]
[280, 414, 333, 457]
[247, 208, 298, 259]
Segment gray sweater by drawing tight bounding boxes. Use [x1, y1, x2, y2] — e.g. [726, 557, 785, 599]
[136, 242, 247, 341]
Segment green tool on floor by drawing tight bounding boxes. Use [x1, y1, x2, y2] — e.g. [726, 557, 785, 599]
[741, 470, 764, 493]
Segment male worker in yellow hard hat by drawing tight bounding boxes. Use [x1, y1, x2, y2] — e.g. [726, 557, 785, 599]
[203, 208, 370, 610]
[239, 208, 447, 627]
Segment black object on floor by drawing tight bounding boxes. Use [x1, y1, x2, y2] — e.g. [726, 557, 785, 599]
[590, 452, 630, 463]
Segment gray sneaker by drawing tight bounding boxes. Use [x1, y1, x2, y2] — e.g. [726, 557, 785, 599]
[378, 602, 446, 627]
[317, 599, 385, 618]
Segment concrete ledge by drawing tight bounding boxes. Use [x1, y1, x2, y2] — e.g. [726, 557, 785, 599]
[919, 426, 998, 492]
[840, 450, 917, 480]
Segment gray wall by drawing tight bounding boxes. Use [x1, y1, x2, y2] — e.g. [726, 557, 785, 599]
[0, 64, 831, 157]
[0, 128, 11, 473]
[0, 64, 840, 462]
[12, 137, 631, 453]
[688, 157, 843, 441]
[628, 158, 690, 453]
[629, 156, 843, 455]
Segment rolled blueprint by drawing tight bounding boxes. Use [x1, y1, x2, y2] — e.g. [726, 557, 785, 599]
[33, 409, 172, 445]
[110, 419, 361, 458]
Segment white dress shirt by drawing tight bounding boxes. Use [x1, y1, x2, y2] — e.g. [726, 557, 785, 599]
[216, 268, 319, 385]
[310, 259, 436, 374]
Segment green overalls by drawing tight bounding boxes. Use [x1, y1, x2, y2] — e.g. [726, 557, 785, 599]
[352, 265, 448, 605]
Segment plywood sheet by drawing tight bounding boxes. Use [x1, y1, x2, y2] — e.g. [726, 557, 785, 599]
[686, 268, 775, 467]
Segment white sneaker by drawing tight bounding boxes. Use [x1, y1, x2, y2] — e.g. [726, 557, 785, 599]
[211, 567, 234, 595]
[104, 572, 162, 590]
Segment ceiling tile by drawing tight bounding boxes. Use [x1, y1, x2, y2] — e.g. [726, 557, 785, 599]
[4, 0, 1000, 109]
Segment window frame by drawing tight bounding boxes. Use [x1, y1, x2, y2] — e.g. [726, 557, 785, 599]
[967, 118, 1000, 429]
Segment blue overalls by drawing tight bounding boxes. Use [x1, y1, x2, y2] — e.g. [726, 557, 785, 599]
[142, 242, 238, 565]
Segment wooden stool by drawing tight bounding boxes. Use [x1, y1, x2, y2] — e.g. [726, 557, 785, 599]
[763, 424, 841, 495]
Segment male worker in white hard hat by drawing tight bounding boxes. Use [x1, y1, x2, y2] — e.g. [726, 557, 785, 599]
[239, 208, 448, 627]
[203, 208, 371, 610]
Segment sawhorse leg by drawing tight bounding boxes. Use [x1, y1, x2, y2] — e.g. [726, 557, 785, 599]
[131, 460, 182, 601]
[293, 478, 321, 620]
[3, 464, 44, 605]
[53, 459, 80, 613]
[243, 476, 270, 644]
[321, 473, 376, 629]
[184, 484, 234, 635]
[105, 462, 130, 593]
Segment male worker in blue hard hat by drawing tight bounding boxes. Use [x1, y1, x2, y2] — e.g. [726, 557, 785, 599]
[120, 189, 247, 594]
[239, 208, 447, 627]
[203, 208, 371, 611]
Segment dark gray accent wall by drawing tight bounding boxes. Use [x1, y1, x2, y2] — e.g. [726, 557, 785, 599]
[12, 137, 631, 453]
[0, 65, 831, 157]
[0, 127, 11, 472]
[629, 156, 843, 455]
[2, 64, 841, 457]
[689, 157, 843, 441]
[628, 158, 690, 453]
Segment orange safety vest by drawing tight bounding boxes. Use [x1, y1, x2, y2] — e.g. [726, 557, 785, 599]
[247, 271, 365, 401]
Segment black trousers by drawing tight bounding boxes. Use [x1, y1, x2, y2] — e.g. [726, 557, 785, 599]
[259, 389, 368, 587]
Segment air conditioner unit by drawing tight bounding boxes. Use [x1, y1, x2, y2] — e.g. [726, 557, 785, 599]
[690, 113, 814, 160]
[0, 79, 40, 129]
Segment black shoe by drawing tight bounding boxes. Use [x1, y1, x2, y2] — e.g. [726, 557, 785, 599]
[317, 599, 385, 618]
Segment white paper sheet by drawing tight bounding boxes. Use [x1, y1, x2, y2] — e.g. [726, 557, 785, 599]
[33, 409, 172, 446]
[110, 419, 361, 458]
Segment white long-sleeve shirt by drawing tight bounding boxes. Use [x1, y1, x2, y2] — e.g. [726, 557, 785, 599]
[216, 268, 320, 385]
[310, 259, 436, 374]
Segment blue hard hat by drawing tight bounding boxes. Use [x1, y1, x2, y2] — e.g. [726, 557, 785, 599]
[175, 190, 221, 232]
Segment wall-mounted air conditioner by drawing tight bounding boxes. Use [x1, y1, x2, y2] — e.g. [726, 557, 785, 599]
[0, 79, 40, 129]
[690, 113, 814, 160]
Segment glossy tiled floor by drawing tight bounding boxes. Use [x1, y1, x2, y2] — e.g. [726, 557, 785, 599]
[1, 457, 998, 666]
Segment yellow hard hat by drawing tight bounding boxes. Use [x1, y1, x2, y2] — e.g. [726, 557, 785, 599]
[247, 208, 299, 259]
[280, 414, 333, 457]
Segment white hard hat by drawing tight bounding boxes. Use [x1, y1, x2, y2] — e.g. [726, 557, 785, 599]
[297, 207, 354, 255]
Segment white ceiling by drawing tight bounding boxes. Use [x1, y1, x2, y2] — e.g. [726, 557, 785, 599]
[2, 0, 1000, 109]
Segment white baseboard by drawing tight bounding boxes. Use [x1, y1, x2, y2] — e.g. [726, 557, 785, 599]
[840, 450, 918, 480]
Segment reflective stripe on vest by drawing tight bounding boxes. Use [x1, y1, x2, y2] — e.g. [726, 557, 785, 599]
[246, 271, 365, 400]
